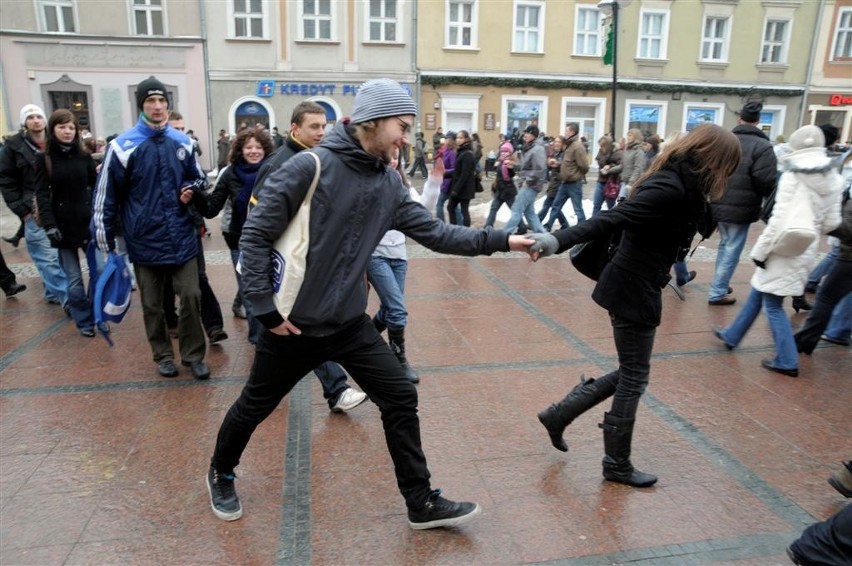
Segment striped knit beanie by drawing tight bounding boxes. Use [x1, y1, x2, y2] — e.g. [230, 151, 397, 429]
[351, 79, 417, 124]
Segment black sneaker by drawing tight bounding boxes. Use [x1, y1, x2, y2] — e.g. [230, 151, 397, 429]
[206, 466, 242, 521]
[407, 489, 481, 530]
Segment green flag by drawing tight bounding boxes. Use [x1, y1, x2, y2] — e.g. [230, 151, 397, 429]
[603, 24, 614, 66]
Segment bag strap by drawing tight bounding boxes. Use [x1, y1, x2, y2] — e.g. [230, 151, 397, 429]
[301, 151, 321, 210]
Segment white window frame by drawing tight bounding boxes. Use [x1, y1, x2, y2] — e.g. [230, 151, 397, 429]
[445, 0, 478, 49]
[637, 9, 669, 60]
[573, 5, 601, 56]
[439, 93, 481, 135]
[830, 7, 852, 61]
[298, 0, 336, 41]
[39, 0, 76, 33]
[699, 15, 730, 62]
[512, 0, 545, 54]
[760, 18, 790, 64]
[501, 94, 548, 137]
[228, 0, 269, 39]
[623, 99, 668, 138]
[681, 102, 725, 132]
[759, 105, 787, 141]
[131, 0, 166, 37]
[561, 96, 606, 158]
[365, 0, 401, 43]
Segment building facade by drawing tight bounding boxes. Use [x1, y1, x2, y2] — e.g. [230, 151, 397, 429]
[804, 0, 852, 143]
[0, 0, 211, 166]
[417, 0, 818, 156]
[204, 0, 416, 136]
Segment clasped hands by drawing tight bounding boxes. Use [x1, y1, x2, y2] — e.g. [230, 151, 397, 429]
[509, 232, 559, 262]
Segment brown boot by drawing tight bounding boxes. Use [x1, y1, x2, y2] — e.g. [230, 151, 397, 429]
[828, 461, 852, 498]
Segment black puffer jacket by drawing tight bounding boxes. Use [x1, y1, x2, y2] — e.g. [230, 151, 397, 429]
[711, 124, 777, 224]
[0, 132, 43, 219]
[449, 142, 477, 200]
[35, 143, 97, 249]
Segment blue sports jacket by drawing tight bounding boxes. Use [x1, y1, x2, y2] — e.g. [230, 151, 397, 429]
[92, 117, 206, 266]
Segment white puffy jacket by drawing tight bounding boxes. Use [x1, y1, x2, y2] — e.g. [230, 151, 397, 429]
[750, 147, 844, 296]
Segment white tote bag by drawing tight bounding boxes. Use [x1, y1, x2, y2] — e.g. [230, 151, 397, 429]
[270, 151, 321, 319]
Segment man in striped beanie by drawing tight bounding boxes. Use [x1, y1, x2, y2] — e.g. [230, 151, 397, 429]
[206, 77, 535, 530]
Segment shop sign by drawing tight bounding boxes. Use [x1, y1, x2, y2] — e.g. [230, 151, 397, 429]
[254, 81, 412, 98]
[829, 94, 852, 106]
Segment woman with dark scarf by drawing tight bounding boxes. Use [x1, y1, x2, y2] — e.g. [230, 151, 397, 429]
[203, 127, 274, 343]
[34, 109, 99, 336]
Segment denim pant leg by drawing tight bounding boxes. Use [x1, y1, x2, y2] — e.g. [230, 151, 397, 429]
[368, 256, 408, 329]
[57, 247, 94, 330]
[592, 181, 606, 217]
[546, 183, 571, 228]
[709, 222, 750, 301]
[314, 361, 350, 403]
[825, 293, 852, 341]
[722, 286, 763, 346]
[807, 245, 839, 288]
[502, 195, 526, 234]
[485, 197, 503, 227]
[673, 260, 689, 284]
[24, 217, 67, 304]
[514, 188, 544, 233]
[537, 195, 555, 222]
[567, 181, 586, 222]
[608, 314, 656, 420]
[435, 192, 448, 222]
[763, 293, 798, 370]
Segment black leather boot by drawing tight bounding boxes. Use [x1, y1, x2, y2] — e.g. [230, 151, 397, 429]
[792, 295, 812, 313]
[537, 375, 617, 452]
[599, 412, 657, 487]
[388, 327, 419, 384]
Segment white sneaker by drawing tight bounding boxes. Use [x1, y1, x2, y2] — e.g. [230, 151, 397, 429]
[331, 388, 368, 413]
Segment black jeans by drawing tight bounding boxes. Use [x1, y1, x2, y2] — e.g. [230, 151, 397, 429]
[795, 258, 852, 354]
[447, 197, 471, 226]
[212, 314, 432, 508]
[594, 313, 657, 420]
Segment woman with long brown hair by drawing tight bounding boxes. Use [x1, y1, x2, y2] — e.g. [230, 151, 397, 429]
[527, 124, 741, 487]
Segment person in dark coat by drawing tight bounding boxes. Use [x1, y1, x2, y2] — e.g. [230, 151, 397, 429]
[526, 124, 741, 488]
[447, 130, 477, 226]
[34, 109, 98, 336]
[708, 101, 778, 305]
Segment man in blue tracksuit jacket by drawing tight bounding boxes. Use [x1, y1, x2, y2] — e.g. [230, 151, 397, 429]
[92, 76, 210, 380]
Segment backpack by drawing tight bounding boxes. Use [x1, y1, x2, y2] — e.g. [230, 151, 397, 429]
[770, 177, 817, 257]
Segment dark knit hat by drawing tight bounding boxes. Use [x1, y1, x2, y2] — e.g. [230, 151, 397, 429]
[136, 76, 169, 110]
[818, 123, 839, 147]
[738, 101, 762, 123]
[351, 79, 417, 124]
[524, 125, 540, 137]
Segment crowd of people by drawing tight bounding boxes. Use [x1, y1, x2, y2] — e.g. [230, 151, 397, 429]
[1, 79, 849, 553]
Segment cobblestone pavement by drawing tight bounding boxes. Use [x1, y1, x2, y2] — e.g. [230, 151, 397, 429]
[1, 188, 848, 565]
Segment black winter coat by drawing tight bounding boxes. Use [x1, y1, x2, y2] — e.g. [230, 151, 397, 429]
[0, 132, 44, 219]
[553, 157, 705, 326]
[35, 144, 97, 249]
[711, 125, 777, 224]
[449, 143, 477, 200]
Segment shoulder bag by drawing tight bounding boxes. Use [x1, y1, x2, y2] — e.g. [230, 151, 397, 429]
[269, 151, 322, 320]
[569, 230, 621, 281]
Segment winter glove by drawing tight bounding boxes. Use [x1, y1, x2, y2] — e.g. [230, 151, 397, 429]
[45, 227, 62, 246]
[752, 258, 767, 269]
[527, 233, 559, 258]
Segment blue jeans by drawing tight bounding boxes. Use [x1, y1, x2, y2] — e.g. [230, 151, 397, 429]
[592, 180, 616, 217]
[825, 293, 852, 342]
[24, 217, 67, 304]
[673, 260, 689, 284]
[435, 192, 462, 224]
[807, 245, 839, 289]
[545, 181, 582, 229]
[709, 222, 750, 301]
[538, 193, 568, 230]
[485, 194, 525, 232]
[719, 286, 798, 370]
[504, 187, 545, 233]
[58, 247, 94, 331]
[368, 256, 409, 328]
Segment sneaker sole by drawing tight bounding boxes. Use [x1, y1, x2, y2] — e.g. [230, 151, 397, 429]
[331, 392, 368, 413]
[205, 473, 243, 521]
[408, 503, 482, 530]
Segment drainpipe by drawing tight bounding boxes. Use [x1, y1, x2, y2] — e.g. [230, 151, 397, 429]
[199, 0, 214, 171]
[799, 0, 825, 128]
[411, 0, 421, 131]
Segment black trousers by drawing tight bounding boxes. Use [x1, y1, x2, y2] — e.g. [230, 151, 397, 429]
[789, 504, 852, 565]
[596, 313, 657, 420]
[795, 258, 852, 354]
[212, 314, 432, 508]
[163, 236, 223, 334]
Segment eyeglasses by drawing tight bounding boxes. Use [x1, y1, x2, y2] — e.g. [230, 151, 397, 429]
[394, 116, 412, 135]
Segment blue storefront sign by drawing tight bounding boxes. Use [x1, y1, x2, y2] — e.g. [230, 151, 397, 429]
[256, 81, 275, 97]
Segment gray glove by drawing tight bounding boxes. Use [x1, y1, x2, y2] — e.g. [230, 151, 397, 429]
[45, 227, 62, 246]
[527, 233, 559, 257]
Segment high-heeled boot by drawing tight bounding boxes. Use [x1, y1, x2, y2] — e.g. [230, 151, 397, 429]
[537, 375, 617, 452]
[599, 412, 657, 487]
[792, 295, 812, 313]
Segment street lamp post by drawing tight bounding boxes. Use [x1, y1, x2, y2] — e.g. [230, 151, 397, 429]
[597, 0, 631, 140]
